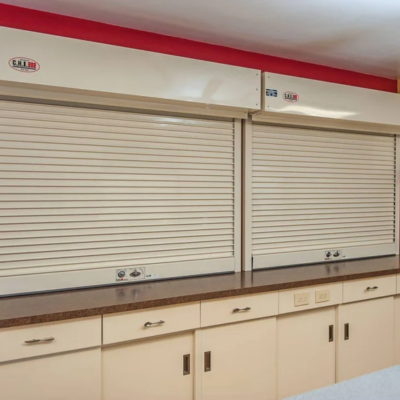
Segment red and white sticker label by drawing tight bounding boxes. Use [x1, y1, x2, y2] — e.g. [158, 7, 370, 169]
[283, 91, 299, 102]
[9, 57, 40, 73]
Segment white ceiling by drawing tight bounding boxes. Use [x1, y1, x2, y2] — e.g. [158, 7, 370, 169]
[3, 0, 400, 79]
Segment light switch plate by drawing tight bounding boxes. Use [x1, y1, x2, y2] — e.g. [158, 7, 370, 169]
[315, 289, 330, 303]
[294, 292, 310, 306]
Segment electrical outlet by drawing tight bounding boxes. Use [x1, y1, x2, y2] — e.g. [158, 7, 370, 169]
[315, 289, 330, 303]
[294, 292, 310, 307]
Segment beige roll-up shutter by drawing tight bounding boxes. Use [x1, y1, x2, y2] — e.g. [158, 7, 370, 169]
[248, 123, 397, 269]
[0, 100, 239, 294]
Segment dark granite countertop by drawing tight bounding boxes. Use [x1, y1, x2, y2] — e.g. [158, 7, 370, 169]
[0, 256, 399, 329]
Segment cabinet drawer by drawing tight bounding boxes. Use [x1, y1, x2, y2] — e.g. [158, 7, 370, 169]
[343, 275, 396, 303]
[103, 302, 200, 345]
[201, 292, 278, 327]
[279, 283, 342, 314]
[397, 275, 400, 294]
[0, 317, 101, 363]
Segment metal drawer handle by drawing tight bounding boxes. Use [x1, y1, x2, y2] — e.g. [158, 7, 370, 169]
[183, 354, 190, 376]
[233, 307, 251, 313]
[344, 323, 350, 340]
[329, 325, 334, 342]
[144, 320, 165, 328]
[24, 337, 55, 344]
[204, 351, 211, 372]
[366, 286, 378, 291]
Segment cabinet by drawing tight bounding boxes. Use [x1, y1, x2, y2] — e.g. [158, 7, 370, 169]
[102, 332, 194, 400]
[337, 296, 394, 381]
[201, 318, 276, 400]
[395, 296, 400, 364]
[277, 307, 336, 399]
[0, 348, 101, 400]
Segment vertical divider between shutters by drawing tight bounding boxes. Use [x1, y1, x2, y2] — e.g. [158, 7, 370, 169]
[242, 118, 253, 271]
[395, 136, 400, 252]
[234, 119, 242, 272]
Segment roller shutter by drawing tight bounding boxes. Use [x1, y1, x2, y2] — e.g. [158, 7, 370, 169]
[250, 124, 397, 269]
[0, 100, 237, 286]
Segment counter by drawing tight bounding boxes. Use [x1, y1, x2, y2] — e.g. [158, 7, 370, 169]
[0, 255, 399, 328]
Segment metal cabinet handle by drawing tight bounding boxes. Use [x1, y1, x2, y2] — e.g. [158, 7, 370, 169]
[183, 354, 190, 375]
[344, 323, 350, 340]
[232, 307, 251, 313]
[204, 351, 211, 372]
[366, 286, 378, 291]
[144, 320, 165, 328]
[329, 325, 334, 342]
[24, 337, 55, 344]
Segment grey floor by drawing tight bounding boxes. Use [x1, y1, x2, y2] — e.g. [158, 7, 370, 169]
[286, 366, 400, 400]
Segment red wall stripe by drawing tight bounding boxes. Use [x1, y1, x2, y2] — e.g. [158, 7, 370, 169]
[0, 3, 397, 93]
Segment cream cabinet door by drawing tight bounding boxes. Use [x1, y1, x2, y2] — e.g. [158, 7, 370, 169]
[277, 307, 336, 399]
[201, 318, 276, 400]
[0, 348, 101, 400]
[395, 296, 400, 364]
[337, 296, 394, 382]
[102, 332, 194, 400]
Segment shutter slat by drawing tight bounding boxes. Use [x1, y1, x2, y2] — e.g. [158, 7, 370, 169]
[1, 211, 234, 224]
[0, 200, 234, 209]
[0, 229, 234, 247]
[253, 126, 394, 143]
[0, 140, 233, 159]
[253, 182, 394, 188]
[0, 179, 233, 188]
[0, 164, 234, 176]
[0, 156, 233, 171]
[0, 101, 232, 127]
[0, 123, 235, 142]
[253, 162, 394, 171]
[253, 154, 394, 166]
[0, 148, 234, 165]
[253, 135, 394, 151]
[0, 234, 234, 255]
[0, 240, 234, 262]
[253, 208, 394, 216]
[253, 142, 394, 157]
[252, 239, 393, 254]
[0, 205, 234, 217]
[0, 111, 233, 132]
[0, 223, 234, 240]
[0, 132, 233, 153]
[252, 124, 396, 262]
[253, 212, 394, 222]
[253, 203, 393, 210]
[253, 231, 393, 245]
[0, 217, 234, 232]
[0, 101, 236, 277]
[253, 149, 393, 162]
[0, 252, 234, 277]
[253, 198, 393, 204]
[253, 216, 393, 227]
[0, 246, 234, 270]
[253, 225, 392, 237]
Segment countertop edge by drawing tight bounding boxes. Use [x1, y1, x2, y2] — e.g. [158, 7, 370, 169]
[1, 265, 398, 329]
